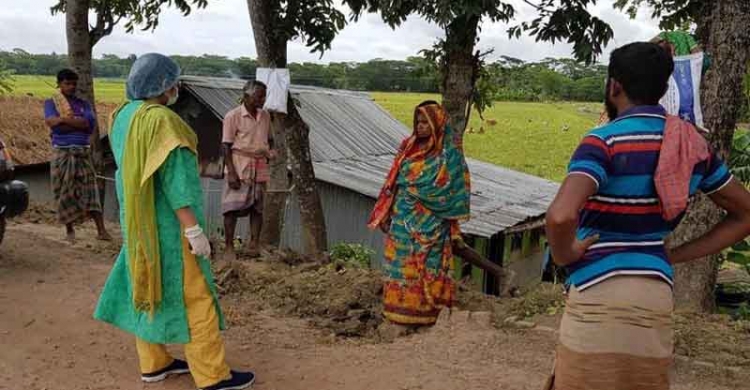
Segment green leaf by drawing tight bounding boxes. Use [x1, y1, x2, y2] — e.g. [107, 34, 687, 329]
[727, 251, 750, 266]
[733, 240, 750, 252]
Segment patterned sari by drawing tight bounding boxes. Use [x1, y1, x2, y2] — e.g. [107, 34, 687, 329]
[368, 103, 471, 325]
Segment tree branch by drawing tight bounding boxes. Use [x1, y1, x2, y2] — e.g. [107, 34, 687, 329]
[89, 9, 107, 47]
[522, 0, 545, 12]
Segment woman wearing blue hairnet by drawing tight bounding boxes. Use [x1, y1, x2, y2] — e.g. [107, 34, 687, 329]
[93, 53, 255, 390]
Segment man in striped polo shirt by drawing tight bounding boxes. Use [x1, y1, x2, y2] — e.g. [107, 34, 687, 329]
[544, 42, 750, 390]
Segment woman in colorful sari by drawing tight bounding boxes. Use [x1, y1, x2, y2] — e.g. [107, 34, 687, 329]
[368, 101, 477, 327]
[93, 54, 254, 390]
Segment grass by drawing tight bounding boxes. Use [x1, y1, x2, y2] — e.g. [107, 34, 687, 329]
[6, 76, 599, 181]
[9, 75, 126, 103]
[371, 92, 601, 181]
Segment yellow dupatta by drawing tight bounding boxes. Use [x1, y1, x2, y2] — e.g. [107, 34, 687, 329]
[51, 92, 75, 118]
[111, 102, 198, 315]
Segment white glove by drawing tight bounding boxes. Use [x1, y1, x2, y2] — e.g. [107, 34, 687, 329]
[185, 225, 211, 259]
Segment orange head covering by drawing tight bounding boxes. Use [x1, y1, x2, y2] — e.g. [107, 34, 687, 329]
[368, 102, 466, 231]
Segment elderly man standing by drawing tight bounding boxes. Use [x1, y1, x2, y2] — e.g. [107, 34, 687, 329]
[94, 54, 255, 390]
[44, 69, 111, 242]
[222, 80, 273, 261]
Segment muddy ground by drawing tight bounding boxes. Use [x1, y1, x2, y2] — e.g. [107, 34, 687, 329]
[1, 219, 749, 390]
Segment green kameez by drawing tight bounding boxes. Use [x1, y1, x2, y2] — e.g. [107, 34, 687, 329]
[94, 101, 224, 344]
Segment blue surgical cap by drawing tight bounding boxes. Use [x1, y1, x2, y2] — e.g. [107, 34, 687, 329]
[126, 53, 181, 100]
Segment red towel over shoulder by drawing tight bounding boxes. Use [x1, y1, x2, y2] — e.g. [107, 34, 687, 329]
[654, 116, 710, 221]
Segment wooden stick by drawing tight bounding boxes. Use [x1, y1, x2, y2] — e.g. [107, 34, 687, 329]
[452, 242, 515, 296]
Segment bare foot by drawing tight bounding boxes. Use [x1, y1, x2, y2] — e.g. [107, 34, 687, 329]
[245, 248, 261, 259]
[65, 231, 76, 245]
[242, 240, 261, 258]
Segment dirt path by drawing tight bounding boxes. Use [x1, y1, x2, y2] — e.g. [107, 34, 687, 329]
[0, 223, 747, 390]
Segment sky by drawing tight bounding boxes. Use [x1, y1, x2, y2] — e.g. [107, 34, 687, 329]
[1, 0, 661, 64]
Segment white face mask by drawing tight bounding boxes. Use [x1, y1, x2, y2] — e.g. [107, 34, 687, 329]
[166, 87, 179, 106]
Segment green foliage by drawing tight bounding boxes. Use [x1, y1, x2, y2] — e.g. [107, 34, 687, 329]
[172, 54, 238, 77]
[727, 131, 750, 276]
[473, 60, 500, 116]
[3, 51, 608, 101]
[329, 243, 374, 268]
[345, 1, 515, 29]
[508, 0, 614, 65]
[262, 0, 347, 56]
[505, 283, 565, 320]
[614, 0, 702, 32]
[731, 130, 750, 185]
[94, 53, 136, 78]
[725, 235, 750, 278]
[1, 49, 67, 77]
[346, 0, 613, 126]
[419, 41, 498, 116]
[733, 302, 750, 321]
[0, 61, 14, 95]
[483, 57, 606, 102]
[51, 0, 209, 42]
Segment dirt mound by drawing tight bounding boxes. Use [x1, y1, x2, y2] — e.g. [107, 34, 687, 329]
[217, 253, 507, 339]
[505, 283, 565, 319]
[17, 201, 57, 225]
[218, 259, 384, 338]
[675, 313, 750, 367]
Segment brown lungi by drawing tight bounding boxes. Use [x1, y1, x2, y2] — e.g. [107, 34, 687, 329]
[51, 147, 102, 225]
[548, 276, 673, 390]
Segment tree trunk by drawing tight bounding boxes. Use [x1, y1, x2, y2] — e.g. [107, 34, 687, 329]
[66, 0, 95, 104]
[287, 100, 328, 254]
[670, 196, 724, 312]
[248, 0, 289, 248]
[670, 0, 750, 312]
[259, 113, 290, 247]
[65, 0, 106, 208]
[441, 15, 480, 134]
[247, 0, 328, 254]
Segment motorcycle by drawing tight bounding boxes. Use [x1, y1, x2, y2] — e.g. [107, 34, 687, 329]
[0, 139, 29, 245]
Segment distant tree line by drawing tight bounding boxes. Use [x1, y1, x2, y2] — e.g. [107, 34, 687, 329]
[483, 56, 608, 102]
[1, 49, 610, 102]
[2, 49, 748, 113]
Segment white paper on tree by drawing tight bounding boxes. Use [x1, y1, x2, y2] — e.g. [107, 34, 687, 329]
[659, 52, 704, 129]
[256, 68, 290, 114]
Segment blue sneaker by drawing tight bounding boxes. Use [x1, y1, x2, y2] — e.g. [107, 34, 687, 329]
[141, 359, 190, 383]
[202, 371, 256, 390]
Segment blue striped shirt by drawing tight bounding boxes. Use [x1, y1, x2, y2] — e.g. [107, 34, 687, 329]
[566, 105, 732, 290]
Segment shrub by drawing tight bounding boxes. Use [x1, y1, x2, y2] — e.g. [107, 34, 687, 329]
[329, 243, 374, 268]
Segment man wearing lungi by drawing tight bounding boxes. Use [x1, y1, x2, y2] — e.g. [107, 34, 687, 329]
[44, 69, 111, 243]
[545, 42, 750, 390]
[222, 80, 274, 261]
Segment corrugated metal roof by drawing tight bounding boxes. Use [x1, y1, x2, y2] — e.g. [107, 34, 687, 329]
[313, 156, 558, 237]
[181, 76, 406, 162]
[180, 76, 559, 237]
